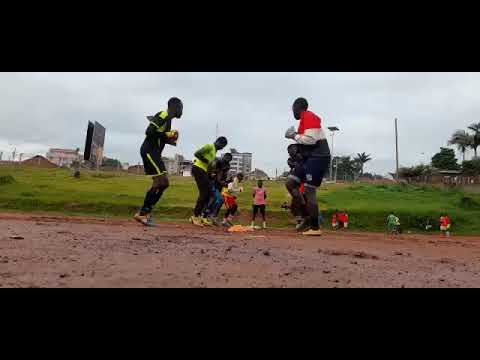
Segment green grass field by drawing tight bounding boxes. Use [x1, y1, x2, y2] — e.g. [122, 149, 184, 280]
[1, 166, 480, 234]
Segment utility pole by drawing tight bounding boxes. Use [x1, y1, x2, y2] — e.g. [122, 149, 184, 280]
[19, 153, 24, 162]
[328, 127, 340, 182]
[12, 148, 16, 162]
[334, 158, 342, 183]
[0, 151, 3, 161]
[395, 118, 399, 182]
[73, 148, 81, 177]
[331, 133, 334, 181]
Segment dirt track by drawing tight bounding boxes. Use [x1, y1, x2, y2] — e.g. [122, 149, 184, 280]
[1, 213, 480, 288]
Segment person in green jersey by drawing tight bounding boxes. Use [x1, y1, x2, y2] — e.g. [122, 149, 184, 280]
[191, 137, 228, 226]
[386, 213, 400, 235]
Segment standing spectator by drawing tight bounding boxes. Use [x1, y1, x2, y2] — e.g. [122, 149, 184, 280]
[251, 180, 267, 229]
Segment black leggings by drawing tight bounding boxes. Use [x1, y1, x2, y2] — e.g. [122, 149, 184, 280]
[252, 205, 266, 221]
[192, 166, 211, 217]
[225, 204, 238, 218]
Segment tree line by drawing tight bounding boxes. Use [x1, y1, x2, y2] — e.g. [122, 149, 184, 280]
[398, 121, 480, 180]
[328, 152, 378, 181]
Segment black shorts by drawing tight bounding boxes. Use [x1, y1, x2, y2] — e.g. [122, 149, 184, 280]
[141, 147, 167, 177]
[290, 156, 331, 187]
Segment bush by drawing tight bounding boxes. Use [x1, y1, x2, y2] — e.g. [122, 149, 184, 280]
[459, 196, 480, 210]
[0, 175, 15, 186]
[462, 159, 480, 176]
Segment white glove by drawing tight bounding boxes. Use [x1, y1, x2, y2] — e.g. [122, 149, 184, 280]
[285, 126, 297, 140]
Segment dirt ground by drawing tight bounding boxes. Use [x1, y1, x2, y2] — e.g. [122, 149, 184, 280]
[1, 213, 480, 288]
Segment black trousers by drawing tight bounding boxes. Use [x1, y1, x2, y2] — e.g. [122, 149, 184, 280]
[192, 166, 211, 217]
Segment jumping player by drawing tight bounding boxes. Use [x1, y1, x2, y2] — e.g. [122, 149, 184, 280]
[134, 97, 183, 226]
[251, 180, 267, 229]
[191, 137, 228, 226]
[285, 98, 331, 236]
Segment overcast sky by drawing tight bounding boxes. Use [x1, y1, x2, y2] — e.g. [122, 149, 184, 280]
[1, 72, 479, 176]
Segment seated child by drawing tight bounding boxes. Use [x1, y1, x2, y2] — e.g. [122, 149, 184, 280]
[338, 211, 349, 229]
[440, 214, 451, 237]
[332, 210, 339, 230]
[387, 213, 401, 235]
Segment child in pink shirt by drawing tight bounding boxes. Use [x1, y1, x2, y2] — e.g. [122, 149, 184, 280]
[251, 180, 267, 229]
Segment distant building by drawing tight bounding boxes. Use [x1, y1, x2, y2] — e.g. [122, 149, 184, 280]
[121, 163, 130, 171]
[174, 154, 185, 163]
[163, 157, 178, 175]
[128, 154, 192, 176]
[22, 155, 57, 168]
[180, 160, 193, 176]
[128, 165, 144, 174]
[229, 148, 252, 177]
[162, 154, 193, 176]
[46, 148, 81, 167]
[249, 168, 269, 180]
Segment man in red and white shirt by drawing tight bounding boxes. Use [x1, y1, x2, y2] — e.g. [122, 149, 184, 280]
[285, 97, 331, 236]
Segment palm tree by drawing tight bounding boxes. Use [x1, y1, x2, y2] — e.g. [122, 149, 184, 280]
[355, 152, 372, 176]
[336, 156, 358, 181]
[449, 130, 473, 162]
[352, 159, 363, 181]
[468, 122, 480, 158]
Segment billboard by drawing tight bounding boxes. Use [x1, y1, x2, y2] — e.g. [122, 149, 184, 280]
[84, 121, 106, 168]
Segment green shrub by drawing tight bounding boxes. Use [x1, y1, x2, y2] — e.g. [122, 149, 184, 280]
[459, 196, 480, 210]
[0, 175, 15, 185]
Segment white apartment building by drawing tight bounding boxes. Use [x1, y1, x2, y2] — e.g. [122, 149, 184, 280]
[229, 148, 252, 177]
[46, 148, 81, 167]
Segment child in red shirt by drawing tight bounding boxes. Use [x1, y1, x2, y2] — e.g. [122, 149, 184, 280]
[332, 210, 339, 230]
[335, 211, 349, 229]
[440, 215, 451, 237]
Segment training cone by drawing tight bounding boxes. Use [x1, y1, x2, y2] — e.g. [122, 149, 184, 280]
[228, 225, 254, 233]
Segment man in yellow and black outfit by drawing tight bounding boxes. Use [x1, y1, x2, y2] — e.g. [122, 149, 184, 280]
[134, 97, 183, 226]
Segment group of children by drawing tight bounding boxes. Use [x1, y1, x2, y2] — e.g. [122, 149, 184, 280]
[386, 213, 451, 237]
[332, 210, 349, 230]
